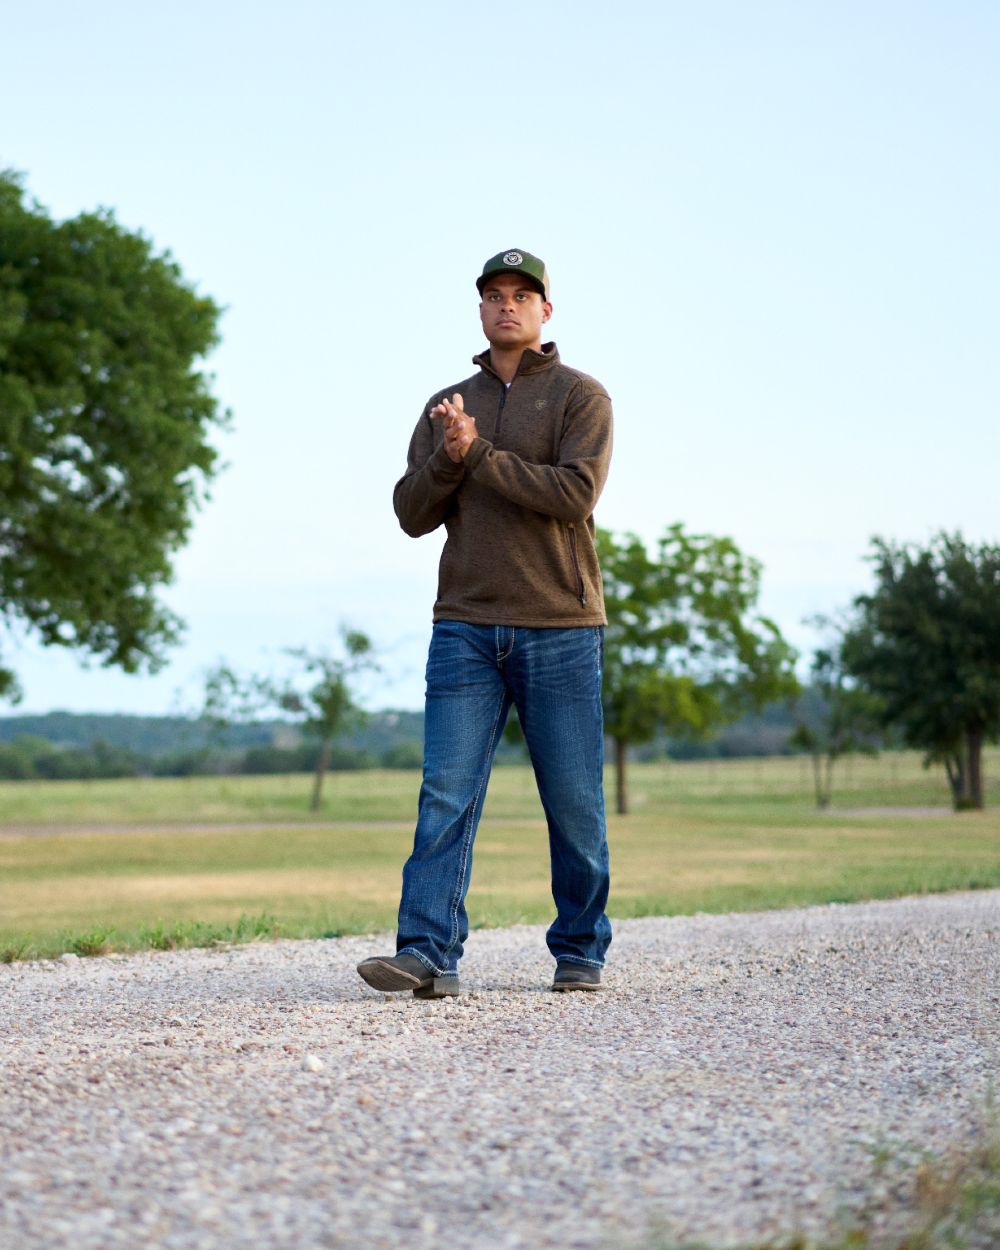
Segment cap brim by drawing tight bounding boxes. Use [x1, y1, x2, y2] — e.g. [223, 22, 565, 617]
[476, 269, 548, 299]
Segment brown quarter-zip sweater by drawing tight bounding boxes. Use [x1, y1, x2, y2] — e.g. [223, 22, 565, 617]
[393, 342, 612, 627]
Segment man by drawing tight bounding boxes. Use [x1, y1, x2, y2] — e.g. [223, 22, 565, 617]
[357, 248, 613, 998]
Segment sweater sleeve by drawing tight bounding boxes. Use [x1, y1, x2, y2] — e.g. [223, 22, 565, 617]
[461, 382, 612, 523]
[392, 405, 466, 537]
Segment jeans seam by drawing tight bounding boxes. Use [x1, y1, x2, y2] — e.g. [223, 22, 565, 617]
[495, 625, 515, 662]
[441, 686, 507, 963]
[556, 956, 604, 968]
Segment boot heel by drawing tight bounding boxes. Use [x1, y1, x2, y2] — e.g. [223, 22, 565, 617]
[413, 977, 460, 1000]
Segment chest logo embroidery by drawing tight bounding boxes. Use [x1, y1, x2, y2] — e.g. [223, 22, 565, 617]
[535, 398, 547, 410]
[503, 251, 523, 266]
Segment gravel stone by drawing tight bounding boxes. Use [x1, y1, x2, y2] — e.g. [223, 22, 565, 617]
[0, 890, 997, 1249]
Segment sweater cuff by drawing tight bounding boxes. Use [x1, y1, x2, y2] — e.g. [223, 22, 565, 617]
[463, 437, 491, 472]
[428, 441, 465, 482]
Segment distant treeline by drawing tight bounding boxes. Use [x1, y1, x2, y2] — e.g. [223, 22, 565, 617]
[0, 711, 429, 781]
[0, 695, 826, 782]
[644, 692, 826, 762]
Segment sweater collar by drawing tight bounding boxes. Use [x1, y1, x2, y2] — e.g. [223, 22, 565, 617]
[473, 341, 560, 383]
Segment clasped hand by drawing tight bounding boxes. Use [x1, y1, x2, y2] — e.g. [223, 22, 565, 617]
[431, 393, 478, 463]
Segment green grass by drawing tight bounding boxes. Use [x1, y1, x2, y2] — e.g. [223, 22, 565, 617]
[2, 747, 997, 825]
[0, 770, 420, 825]
[1, 753, 999, 960]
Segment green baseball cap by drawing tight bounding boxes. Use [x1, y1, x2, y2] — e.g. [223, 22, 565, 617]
[476, 249, 550, 301]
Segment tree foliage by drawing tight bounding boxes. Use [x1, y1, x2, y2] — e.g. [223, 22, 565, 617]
[0, 170, 226, 697]
[597, 525, 798, 813]
[204, 630, 377, 811]
[841, 532, 1000, 810]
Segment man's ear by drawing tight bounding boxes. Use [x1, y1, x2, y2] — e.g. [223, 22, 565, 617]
[542, 301, 553, 323]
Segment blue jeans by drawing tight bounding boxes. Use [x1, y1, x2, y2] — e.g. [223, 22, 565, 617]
[396, 622, 611, 977]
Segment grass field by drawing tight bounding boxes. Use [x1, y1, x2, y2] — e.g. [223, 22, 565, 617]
[2, 751, 999, 960]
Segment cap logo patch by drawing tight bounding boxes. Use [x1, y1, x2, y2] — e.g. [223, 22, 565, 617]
[503, 251, 523, 266]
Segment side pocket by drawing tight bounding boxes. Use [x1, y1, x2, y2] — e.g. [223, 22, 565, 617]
[566, 524, 587, 608]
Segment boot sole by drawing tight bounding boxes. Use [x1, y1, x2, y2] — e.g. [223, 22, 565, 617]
[357, 959, 460, 998]
[356, 959, 421, 991]
[551, 980, 602, 992]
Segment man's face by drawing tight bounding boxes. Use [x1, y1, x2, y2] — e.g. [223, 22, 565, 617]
[479, 273, 552, 353]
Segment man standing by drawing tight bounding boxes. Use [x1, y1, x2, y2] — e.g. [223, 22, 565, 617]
[357, 249, 613, 998]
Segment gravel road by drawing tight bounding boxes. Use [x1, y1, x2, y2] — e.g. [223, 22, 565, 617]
[2, 890, 998, 1250]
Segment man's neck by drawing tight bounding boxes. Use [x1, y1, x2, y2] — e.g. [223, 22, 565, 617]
[489, 342, 540, 384]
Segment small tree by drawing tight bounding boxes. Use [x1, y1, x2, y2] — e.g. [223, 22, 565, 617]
[841, 533, 1000, 810]
[0, 171, 226, 698]
[598, 525, 798, 814]
[204, 630, 376, 811]
[789, 638, 883, 809]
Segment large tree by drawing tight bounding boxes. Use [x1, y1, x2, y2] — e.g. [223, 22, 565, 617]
[0, 171, 226, 697]
[597, 525, 798, 814]
[841, 533, 1000, 810]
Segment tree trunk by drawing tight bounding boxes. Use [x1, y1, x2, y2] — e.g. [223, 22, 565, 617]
[811, 753, 826, 809]
[966, 727, 985, 810]
[310, 738, 331, 813]
[821, 754, 834, 809]
[615, 737, 628, 816]
[944, 752, 968, 808]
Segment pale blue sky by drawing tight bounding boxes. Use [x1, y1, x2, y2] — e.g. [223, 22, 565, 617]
[2, 0, 998, 714]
